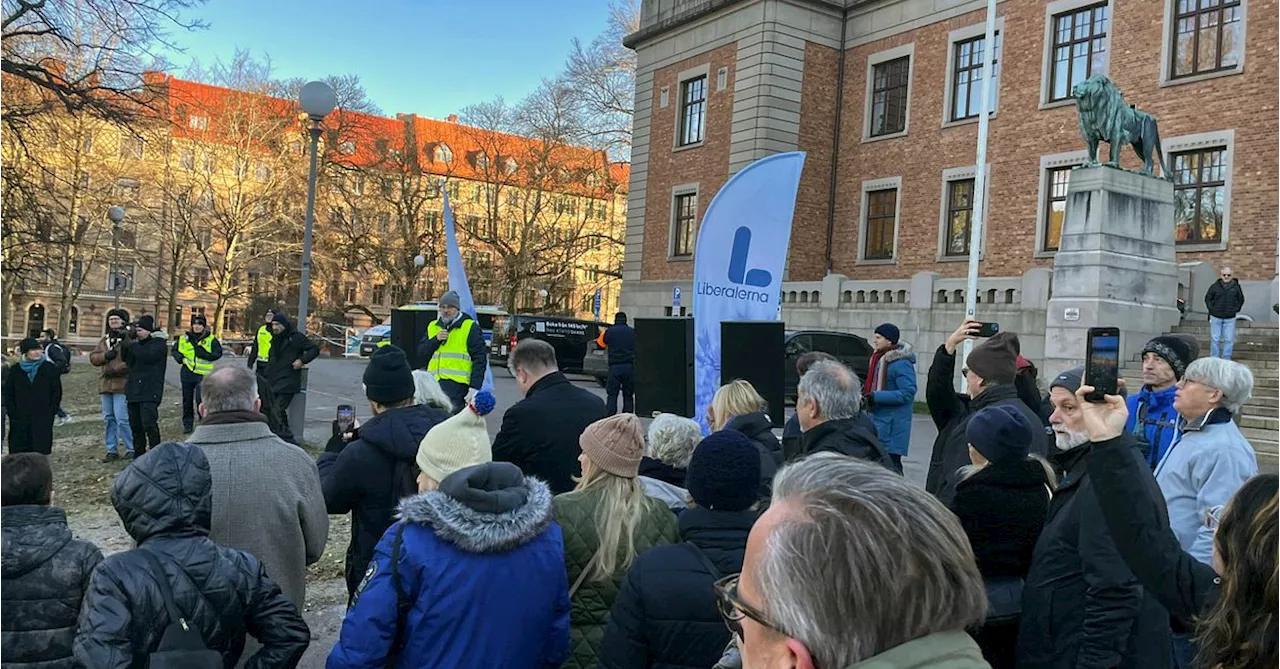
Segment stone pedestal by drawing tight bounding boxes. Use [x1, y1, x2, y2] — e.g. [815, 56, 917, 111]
[1043, 167, 1180, 380]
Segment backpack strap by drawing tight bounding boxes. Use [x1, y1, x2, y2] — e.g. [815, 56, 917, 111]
[569, 551, 601, 598]
[684, 541, 722, 579]
[139, 549, 190, 631]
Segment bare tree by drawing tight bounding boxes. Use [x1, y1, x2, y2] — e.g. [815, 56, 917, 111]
[2, 0, 206, 148]
[562, 0, 638, 158]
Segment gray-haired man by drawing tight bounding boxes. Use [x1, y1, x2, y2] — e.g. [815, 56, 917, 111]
[416, 290, 488, 412]
[793, 360, 891, 469]
[723, 453, 989, 668]
[186, 365, 328, 612]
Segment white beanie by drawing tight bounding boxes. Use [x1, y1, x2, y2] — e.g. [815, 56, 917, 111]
[416, 390, 496, 483]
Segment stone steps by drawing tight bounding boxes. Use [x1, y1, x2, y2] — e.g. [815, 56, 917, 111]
[1173, 323, 1278, 336]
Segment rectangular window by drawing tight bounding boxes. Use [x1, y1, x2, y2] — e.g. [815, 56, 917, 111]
[870, 56, 910, 137]
[108, 265, 134, 292]
[863, 188, 897, 260]
[344, 283, 357, 303]
[672, 192, 698, 257]
[188, 115, 209, 131]
[179, 148, 195, 171]
[951, 33, 1001, 121]
[1049, 4, 1109, 102]
[372, 284, 386, 305]
[1042, 166, 1076, 252]
[943, 179, 975, 257]
[115, 222, 138, 249]
[1171, 0, 1242, 78]
[120, 135, 144, 160]
[247, 271, 261, 294]
[114, 178, 139, 202]
[255, 162, 271, 182]
[1172, 147, 1226, 244]
[678, 75, 707, 147]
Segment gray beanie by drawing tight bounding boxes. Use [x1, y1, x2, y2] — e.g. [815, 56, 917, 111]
[439, 291, 461, 309]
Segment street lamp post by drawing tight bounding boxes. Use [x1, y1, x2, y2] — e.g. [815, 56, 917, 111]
[297, 81, 336, 330]
[107, 206, 126, 309]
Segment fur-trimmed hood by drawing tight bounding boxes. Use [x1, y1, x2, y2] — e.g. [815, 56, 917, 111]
[397, 462, 554, 554]
[881, 341, 916, 365]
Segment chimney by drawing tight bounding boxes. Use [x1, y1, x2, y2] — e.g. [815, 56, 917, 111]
[447, 114, 458, 123]
[142, 71, 168, 85]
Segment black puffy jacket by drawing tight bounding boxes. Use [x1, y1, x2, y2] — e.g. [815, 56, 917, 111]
[598, 506, 755, 669]
[265, 314, 320, 395]
[797, 416, 892, 468]
[73, 442, 311, 669]
[121, 333, 169, 404]
[1016, 443, 1172, 669]
[317, 403, 449, 598]
[1204, 279, 1245, 319]
[949, 459, 1051, 579]
[2, 505, 103, 669]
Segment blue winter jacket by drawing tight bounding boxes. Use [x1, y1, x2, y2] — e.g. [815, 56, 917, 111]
[1124, 384, 1179, 468]
[868, 343, 917, 457]
[1154, 409, 1258, 566]
[327, 463, 571, 669]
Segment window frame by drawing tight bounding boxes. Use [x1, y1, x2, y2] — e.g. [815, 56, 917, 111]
[1160, 0, 1247, 85]
[675, 67, 709, 150]
[1039, 0, 1112, 108]
[862, 44, 916, 143]
[1034, 150, 1088, 257]
[857, 177, 903, 264]
[1162, 130, 1234, 250]
[936, 165, 991, 262]
[942, 20, 1005, 127]
[669, 185, 699, 260]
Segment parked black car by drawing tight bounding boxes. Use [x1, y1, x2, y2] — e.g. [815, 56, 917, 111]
[491, 314, 608, 375]
[784, 330, 873, 404]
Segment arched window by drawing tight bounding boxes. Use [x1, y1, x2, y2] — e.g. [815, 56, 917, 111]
[897, 289, 908, 303]
[27, 303, 45, 337]
[68, 306, 79, 334]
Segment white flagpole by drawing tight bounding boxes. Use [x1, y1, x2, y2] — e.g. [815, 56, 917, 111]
[960, 0, 998, 391]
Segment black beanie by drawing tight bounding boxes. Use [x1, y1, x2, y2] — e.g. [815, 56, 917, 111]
[106, 308, 130, 324]
[966, 404, 1034, 465]
[135, 315, 156, 332]
[686, 430, 761, 512]
[966, 331, 1019, 385]
[191, 314, 208, 328]
[874, 323, 900, 344]
[1142, 335, 1197, 380]
[363, 345, 416, 404]
[19, 337, 41, 353]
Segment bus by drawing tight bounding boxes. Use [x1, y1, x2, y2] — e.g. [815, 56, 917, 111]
[490, 314, 609, 374]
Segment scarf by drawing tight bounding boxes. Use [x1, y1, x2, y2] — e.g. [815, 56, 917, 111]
[198, 409, 269, 426]
[866, 350, 886, 392]
[18, 356, 43, 381]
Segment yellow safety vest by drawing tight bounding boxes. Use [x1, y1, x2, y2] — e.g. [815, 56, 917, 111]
[376, 340, 391, 348]
[178, 335, 216, 376]
[426, 319, 474, 385]
[256, 325, 273, 363]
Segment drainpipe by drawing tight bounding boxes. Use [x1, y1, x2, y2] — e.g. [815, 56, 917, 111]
[824, 6, 849, 275]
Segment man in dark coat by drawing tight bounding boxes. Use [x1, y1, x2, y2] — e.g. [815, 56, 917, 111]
[492, 339, 607, 494]
[317, 345, 449, 602]
[598, 311, 636, 415]
[1203, 266, 1245, 359]
[121, 315, 168, 456]
[599, 430, 761, 669]
[2, 453, 103, 669]
[925, 322, 1049, 506]
[38, 328, 71, 424]
[793, 359, 892, 468]
[4, 338, 63, 454]
[264, 311, 320, 444]
[73, 442, 310, 668]
[1016, 368, 1171, 669]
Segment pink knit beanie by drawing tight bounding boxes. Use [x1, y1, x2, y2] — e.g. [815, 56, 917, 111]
[579, 414, 645, 478]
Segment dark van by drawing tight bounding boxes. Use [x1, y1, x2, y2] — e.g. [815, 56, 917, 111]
[784, 330, 873, 404]
[491, 314, 608, 374]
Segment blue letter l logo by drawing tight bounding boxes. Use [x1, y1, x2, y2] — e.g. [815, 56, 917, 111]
[727, 226, 773, 288]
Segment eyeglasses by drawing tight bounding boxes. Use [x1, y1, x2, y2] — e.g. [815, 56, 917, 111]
[714, 574, 786, 641]
[1204, 504, 1225, 530]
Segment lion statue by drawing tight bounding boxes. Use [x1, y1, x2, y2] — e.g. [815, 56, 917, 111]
[1072, 74, 1171, 180]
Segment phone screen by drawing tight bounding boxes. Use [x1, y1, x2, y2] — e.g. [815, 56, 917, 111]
[336, 405, 355, 429]
[1085, 329, 1120, 401]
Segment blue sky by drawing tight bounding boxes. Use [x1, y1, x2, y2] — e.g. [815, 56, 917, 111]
[166, 0, 613, 119]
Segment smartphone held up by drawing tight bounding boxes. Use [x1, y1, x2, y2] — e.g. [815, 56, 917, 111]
[1084, 327, 1120, 402]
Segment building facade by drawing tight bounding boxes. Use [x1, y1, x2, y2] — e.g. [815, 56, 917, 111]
[3, 75, 627, 347]
[620, 0, 1278, 321]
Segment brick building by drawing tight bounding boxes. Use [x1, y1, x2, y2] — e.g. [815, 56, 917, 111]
[619, 0, 1278, 320]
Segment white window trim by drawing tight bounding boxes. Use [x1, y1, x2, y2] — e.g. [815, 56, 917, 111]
[1158, 0, 1248, 87]
[942, 18, 1005, 128]
[1033, 150, 1089, 257]
[1166, 129, 1235, 252]
[862, 43, 916, 143]
[936, 165, 991, 262]
[1039, 0, 1113, 110]
[857, 176, 903, 265]
[669, 183, 699, 261]
[672, 64, 711, 153]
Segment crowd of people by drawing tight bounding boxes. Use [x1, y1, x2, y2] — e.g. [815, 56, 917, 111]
[1, 300, 1276, 669]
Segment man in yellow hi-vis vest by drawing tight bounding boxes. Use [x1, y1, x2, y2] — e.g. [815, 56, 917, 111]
[246, 308, 278, 429]
[416, 290, 487, 413]
[170, 314, 223, 434]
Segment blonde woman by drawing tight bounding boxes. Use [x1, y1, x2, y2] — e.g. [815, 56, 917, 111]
[552, 413, 679, 669]
[708, 379, 783, 464]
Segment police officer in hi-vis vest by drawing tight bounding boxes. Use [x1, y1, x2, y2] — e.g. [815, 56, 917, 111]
[171, 314, 223, 433]
[416, 290, 488, 413]
[246, 308, 278, 429]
